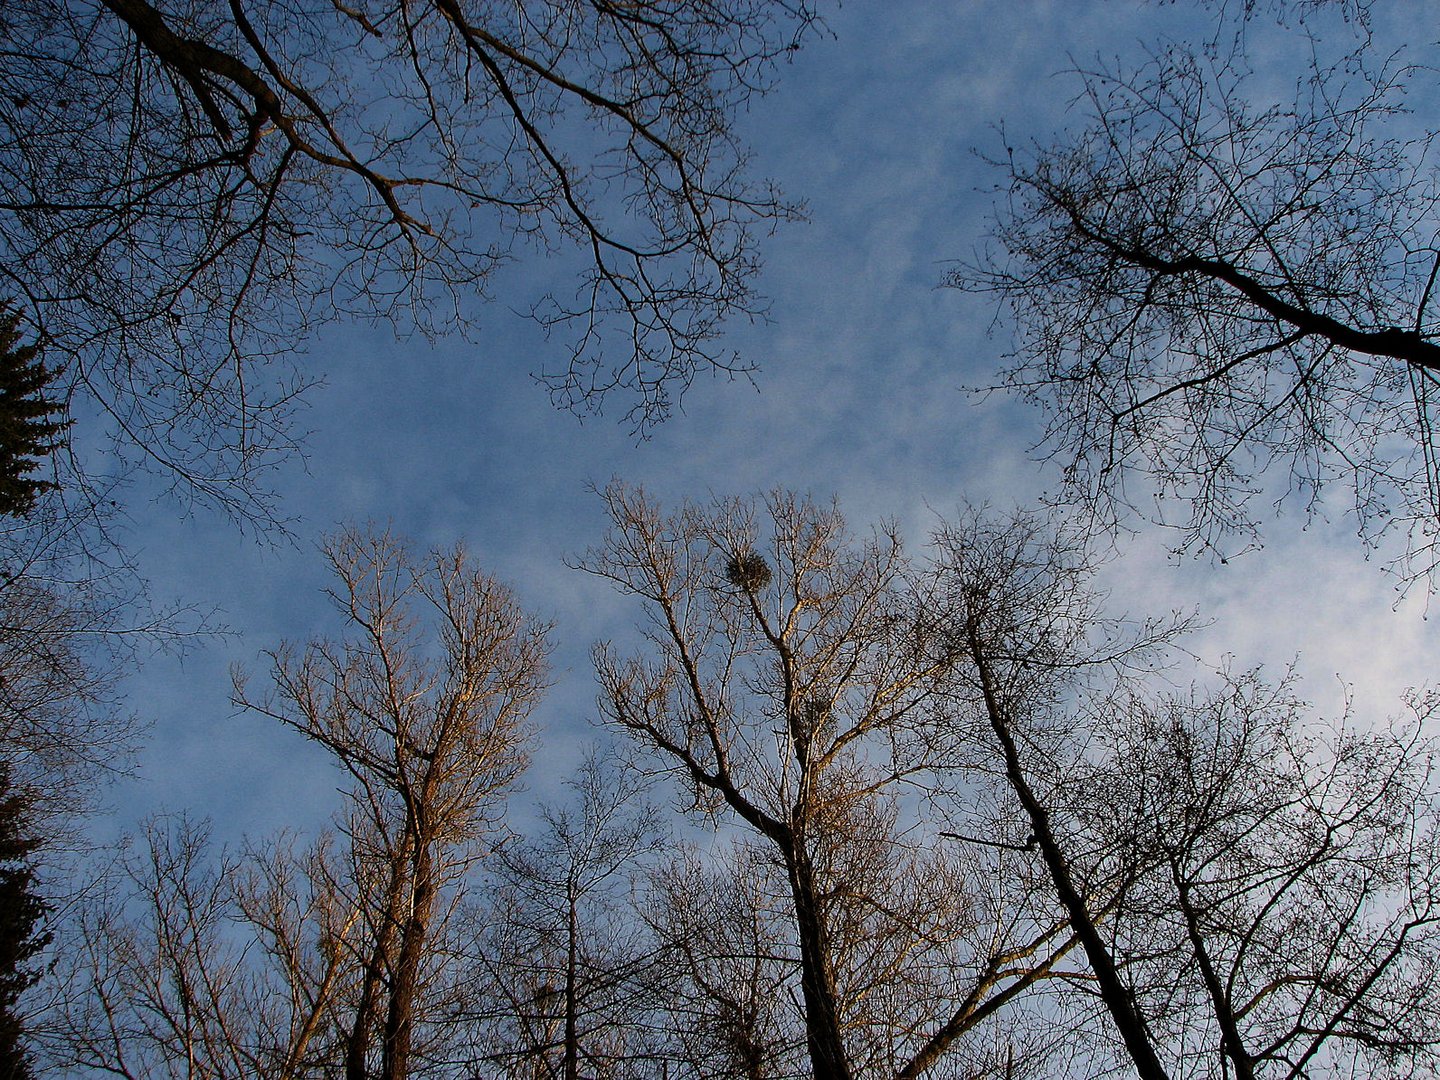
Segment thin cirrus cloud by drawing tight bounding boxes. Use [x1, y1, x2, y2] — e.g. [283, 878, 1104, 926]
[106, 1, 1433, 844]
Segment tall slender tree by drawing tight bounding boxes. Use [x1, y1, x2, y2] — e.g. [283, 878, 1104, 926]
[47, 527, 550, 1079]
[928, 507, 1440, 1080]
[580, 485, 1084, 1080]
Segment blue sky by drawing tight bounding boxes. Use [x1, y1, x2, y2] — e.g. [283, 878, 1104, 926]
[94, 1, 1436, 848]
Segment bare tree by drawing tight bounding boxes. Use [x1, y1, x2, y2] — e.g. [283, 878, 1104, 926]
[926, 507, 1185, 1080]
[0, 320, 190, 1072]
[234, 525, 550, 1080]
[0, 0, 822, 518]
[1083, 675, 1440, 1080]
[44, 526, 551, 1078]
[0, 308, 136, 821]
[957, 13, 1440, 581]
[40, 816, 261, 1078]
[466, 747, 667, 1080]
[579, 484, 1080, 1080]
[0, 503, 166, 839]
[43, 528, 550, 1079]
[644, 840, 805, 1080]
[0, 298, 210, 854]
[929, 507, 1440, 1080]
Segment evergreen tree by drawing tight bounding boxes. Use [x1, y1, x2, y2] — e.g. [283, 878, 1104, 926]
[0, 307, 65, 518]
[0, 768, 47, 1080]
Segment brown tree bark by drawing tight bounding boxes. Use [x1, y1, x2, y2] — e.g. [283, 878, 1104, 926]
[783, 841, 853, 1080]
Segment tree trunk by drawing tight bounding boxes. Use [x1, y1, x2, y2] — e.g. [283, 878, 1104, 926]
[966, 613, 1171, 1080]
[382, 839, 435, 1080]
[346, 923, 393, 1080]
[565, 883, 580, 1080]
[784, 840, 853, 1080]
[1171, 860, 1256, 1080]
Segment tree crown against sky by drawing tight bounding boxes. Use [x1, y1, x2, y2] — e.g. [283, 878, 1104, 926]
[578, 486, 1163, 1080]
[0, 0, 822, 522]
[46, 527, 551, 1079]
[928, 505, 1440, 1080]
[14, 2, 1440, 1077]
[40, 491, 1440, 1079]
[958, 1, 1440, 586]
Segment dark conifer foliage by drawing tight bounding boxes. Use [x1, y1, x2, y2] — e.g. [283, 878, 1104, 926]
[0, 307, 65, 519]
[0, 769, 48, 1080]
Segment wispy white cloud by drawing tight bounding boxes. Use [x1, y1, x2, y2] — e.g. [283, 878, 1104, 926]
[107, 0, 1436, 845]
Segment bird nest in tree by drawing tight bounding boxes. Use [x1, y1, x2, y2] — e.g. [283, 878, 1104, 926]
[725, 551, 771, 592]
